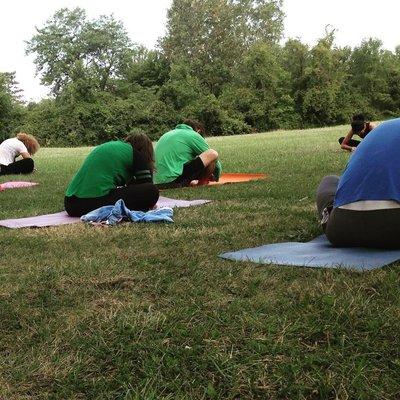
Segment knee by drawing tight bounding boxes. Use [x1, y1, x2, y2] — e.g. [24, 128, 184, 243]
[316, 175, 339, 198]
[64, 197, 81, 217]
[208, 149, 218, 160]
[316, 175, 340, 207]
[200, 149, 218, 166]
[319, 175, 340, 188]
[24, 158, 34, 173]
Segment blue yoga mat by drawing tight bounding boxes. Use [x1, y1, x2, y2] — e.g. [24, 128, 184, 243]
[219, 235, 400, 271]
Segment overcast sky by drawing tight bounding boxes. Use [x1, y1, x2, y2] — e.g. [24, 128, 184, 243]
[1, 0, 399, 102]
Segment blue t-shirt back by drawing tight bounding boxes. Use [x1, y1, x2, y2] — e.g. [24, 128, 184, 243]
[334, 118, 400, 208]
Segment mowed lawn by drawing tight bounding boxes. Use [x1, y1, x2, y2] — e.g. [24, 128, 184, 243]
[0, 126, 399, 399]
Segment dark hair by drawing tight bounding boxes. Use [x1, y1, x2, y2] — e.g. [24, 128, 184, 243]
[351, 114, 366, 134]
[352, 114, 365, 122]
[124, 132, 155, 172]
[183, 118, 205, 136]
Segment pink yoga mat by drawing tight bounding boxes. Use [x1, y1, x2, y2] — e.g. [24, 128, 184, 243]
[0, 196, 211, 229]
[0, 181, 38, 191]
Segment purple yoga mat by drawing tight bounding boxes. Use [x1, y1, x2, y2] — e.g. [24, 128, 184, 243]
[0, 196, 210, 229]
[0, 211, 80, 229]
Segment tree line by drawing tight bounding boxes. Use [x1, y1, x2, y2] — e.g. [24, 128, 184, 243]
[1, 0, 400, 145]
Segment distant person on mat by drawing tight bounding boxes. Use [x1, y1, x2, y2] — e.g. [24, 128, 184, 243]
[65, 133, 159, 217]
[338, 114, 375, 152]
[0, 133, 39, 175]
[154, 119, 222, 188]
[317, 117, 400, 248]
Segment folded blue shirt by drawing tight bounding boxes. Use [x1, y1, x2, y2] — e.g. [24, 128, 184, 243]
[81, 199, 174, 225]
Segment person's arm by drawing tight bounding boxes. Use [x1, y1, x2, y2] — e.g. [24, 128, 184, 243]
[190, 133, 222, 180]
[341, 130, 356, 152]
[189, 132, 212, 155]
[20, 152, 31, 159]
[15, 140, 31, 159]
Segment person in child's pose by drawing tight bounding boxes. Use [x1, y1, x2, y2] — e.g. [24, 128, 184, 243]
[338, 114, 376, 152]
[154, 119, 222, 188]
[64, 133, 159, 217]
[0, 132, 39, 175]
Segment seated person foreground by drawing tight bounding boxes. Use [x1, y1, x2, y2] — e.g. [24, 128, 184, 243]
[318, 117, 400, 249]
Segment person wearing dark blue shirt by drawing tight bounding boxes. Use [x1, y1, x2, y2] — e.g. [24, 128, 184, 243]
[317, 118, 400, 248]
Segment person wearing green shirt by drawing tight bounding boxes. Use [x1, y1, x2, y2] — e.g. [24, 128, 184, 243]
[154, 119, 222, 188]
[65, 133, 159, 217]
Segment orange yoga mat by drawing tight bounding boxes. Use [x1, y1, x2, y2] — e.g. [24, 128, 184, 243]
[207, 173, 267, 186]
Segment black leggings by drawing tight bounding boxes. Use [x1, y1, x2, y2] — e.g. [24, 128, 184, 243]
[338, 137, 361, 147]
[65, 183, 159, 217]
[0, 158, 34, 175]
[316, 175, 400, 249]
[156, 157, 209, 189]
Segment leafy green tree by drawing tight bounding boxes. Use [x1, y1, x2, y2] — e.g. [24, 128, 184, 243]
[348, 39, 394, 118]
[220, 42, 297, 131]
[159, 62, 205, 111]
[119, 49, 171, 96]
[0, 72, 24, 140]
[26, 8, 136, 95]
[21, 4, 400, 144]
[240, 42, 297, 130]
[385, 47, 400, 116]
[162, 0, 284, 94]
[282, 39, 309, 124]
[24, 7, 174, 145]
[301, 31, 352, 126]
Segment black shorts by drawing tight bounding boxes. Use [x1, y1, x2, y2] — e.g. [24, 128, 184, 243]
[157, 157, 205, 189]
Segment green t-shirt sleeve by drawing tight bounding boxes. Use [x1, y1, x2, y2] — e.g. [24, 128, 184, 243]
[188, 133, 211, 155]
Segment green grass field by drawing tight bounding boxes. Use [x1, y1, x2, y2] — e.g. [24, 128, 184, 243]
[1, 126, 399, 399]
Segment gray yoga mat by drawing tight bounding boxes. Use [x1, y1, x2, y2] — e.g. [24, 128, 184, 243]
[219, 235, 400, 271]
[0, 196, 210, 229]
